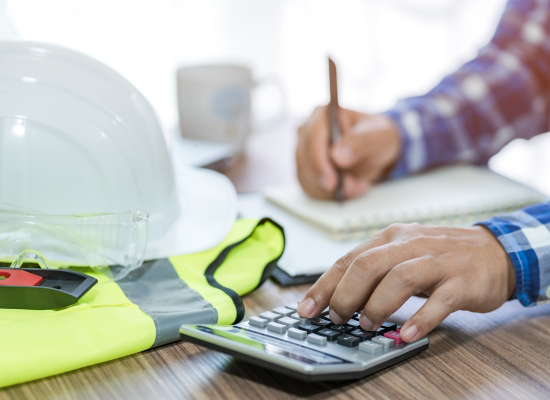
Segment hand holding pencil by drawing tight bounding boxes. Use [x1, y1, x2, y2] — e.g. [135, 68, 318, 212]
[296, 58, 402, 201]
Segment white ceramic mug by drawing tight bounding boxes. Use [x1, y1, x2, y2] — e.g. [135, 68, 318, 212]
[176, 64, 284, 152]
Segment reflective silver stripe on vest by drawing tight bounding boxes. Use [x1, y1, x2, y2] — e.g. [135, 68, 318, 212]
[116, 259, 218, 347]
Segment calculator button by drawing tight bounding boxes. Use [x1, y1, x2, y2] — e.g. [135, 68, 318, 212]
[290, 313, 308, 325]
[347, 319, 360, 327]
[396, 326, 402, 333]
[384, 331, 404, 345]
[330, 324, 355, 334]
[248, 316, 267, 328]
[259, 312, 281, 322]
[316, 329, 342, 342]
[372, 336, 395, 349]
[307, 333, 327, 346]
[298, 324, 321, 334]
[267, 322, 287, 334]
[273, 307, 294, 317]
[349, 329, 376, 342]
[375, 327, 386, 336]
[288, 328, 307, 340]
[310, 318, 331, 327]
[352, 312, 361, 321]
[337, 334, 361, 348]
[359, 341, 383, 355]
[278, 317, 300, 329]
[285, 303, 299, 311]
[381, 322, 397, 332]
[316, 307, 330, 318]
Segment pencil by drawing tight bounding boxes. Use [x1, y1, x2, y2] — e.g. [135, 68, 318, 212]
[328, 57, 344, 202]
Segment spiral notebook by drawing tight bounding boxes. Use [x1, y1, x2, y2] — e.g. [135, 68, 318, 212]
[263, 165, 548, 241]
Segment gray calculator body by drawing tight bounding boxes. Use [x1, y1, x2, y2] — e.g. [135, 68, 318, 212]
[179, 320, 429, 381]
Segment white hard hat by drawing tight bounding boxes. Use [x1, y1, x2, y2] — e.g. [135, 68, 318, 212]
[0, 41, 237, 265]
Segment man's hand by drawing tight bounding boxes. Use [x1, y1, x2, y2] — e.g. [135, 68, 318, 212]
[296, 106, 401, 200]
[297, 223, 516, 342]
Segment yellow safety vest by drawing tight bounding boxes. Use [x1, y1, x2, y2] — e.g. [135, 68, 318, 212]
[0, 218, 285, 388]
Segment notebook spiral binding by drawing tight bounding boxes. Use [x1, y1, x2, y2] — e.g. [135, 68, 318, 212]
[335, 194, 547, 241]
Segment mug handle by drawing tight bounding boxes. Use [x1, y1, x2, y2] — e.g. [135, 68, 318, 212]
[252, 75, 287, 132]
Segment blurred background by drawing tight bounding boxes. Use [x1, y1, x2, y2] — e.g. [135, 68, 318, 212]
[2, 0, 548, 194]
[1, 0, 507, 130]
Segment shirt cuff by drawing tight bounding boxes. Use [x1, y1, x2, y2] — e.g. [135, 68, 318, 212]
[384, 110, 411, 179]
[477, 208, 550, 307]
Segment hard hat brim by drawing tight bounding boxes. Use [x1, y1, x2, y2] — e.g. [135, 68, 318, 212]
[144, 166, 237, 259]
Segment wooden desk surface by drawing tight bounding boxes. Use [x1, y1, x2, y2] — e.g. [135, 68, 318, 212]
[3, 120, 550, 400]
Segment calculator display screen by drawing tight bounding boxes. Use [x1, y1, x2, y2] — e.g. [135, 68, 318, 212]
[196, 325, 350, 365]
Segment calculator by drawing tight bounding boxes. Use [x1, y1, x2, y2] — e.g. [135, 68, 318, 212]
[179, 303, 429, 381]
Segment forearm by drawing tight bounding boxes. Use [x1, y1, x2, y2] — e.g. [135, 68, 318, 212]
[386, 0, 550, 178]
[478, 201, 550, 307]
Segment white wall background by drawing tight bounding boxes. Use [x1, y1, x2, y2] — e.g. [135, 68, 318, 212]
[2, 0, 508, 132]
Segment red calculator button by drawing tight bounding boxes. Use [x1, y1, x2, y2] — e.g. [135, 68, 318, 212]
[384, 331, 404, 345]
[0, 270, 43, 286]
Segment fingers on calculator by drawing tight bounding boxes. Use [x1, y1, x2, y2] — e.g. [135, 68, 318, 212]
[180, 301, 428, 381]
[249, 303, 404, 351]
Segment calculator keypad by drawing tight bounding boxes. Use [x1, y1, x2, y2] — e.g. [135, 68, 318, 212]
[298, 324, 321, 334]
[330, 324, 355, 334]
[381, 322, 397, 332]
[310, 318, 332, 327]
[349, 329, 375, 342]
[384, 331, 404, 345]
[359, 341, 383, 355]
[246, 307, 404, 354]
[347, 319, 360, 328]
[316, 309, 330, 318]
[267, 321, 287, 334]
[372, 336, 395, 349]
[285, 303, 299, 311]
[273, 307, 294, 317]
[288, 327, 307, 340]
[317, 328, 341, 342]
[290, 313, 308, 325]
[259, 311, 281, 322]
[278, 317, 300, 329]
[307, 333, 327, 346]
[249, 316, 268, 328]
[337, 334, 361, 348]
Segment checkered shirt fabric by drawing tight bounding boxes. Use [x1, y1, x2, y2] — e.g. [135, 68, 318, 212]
[383, 0, 550, 306]
[386, 0, 550, 178]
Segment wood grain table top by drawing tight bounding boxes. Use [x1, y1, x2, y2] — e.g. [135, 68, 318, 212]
[3, 280, 550, 400]
[2, 119, 550, 400]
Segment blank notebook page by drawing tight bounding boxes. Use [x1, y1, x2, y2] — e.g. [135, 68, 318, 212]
[263, 165, 548, 241]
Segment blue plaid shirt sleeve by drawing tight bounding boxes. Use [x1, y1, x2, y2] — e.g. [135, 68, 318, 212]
[385, 0, 550, 178]
[478, 203, 550, 306]
[382, 0, 550, 307]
